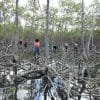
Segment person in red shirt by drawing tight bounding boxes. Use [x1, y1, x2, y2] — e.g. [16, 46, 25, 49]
[33, 39, 40, 58]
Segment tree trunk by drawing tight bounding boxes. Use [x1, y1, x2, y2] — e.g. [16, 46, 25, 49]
[44, 0, 50, 67]
[13, 0, 19, 100]
[80, 0, 86, 57]
[2, 0, 6, 35]
[87, 16, 95, 56]
[43, 76, 48, 100]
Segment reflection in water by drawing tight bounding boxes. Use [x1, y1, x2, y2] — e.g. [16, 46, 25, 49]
[17, 89, 28, 100]
[0, 76, 91, 100]
[0, 63, 93, 100]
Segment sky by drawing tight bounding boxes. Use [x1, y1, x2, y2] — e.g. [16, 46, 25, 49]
[0, 0, 94, 7]
[19, 0, 94, 8]
[18, 0, 94, 26]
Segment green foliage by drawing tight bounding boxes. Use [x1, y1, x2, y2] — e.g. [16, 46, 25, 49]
[0, 24, 6, 38]
[0, 24, 3, 32]
[7, 87, 16, 95]
[94, 29, 100, 38]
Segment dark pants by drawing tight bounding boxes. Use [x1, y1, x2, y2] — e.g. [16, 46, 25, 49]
[34, 48, 40, 57]
[74, 47, 78, 54]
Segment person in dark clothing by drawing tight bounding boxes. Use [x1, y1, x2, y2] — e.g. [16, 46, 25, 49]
[24, 41, 28, 48]
[74, 43, 78, 54]
[18, 40, 23, 49]
[64, 43, 68, 52]
[12, 57, 17, 63]
[19, 40, 22, 45]
[84, 69, 88, 77]
[53, 45, 58, 53]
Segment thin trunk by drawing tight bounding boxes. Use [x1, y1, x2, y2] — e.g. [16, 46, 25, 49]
[80, 0, 85, 55]
[43, 76, 48, 100]
[14, 0, 19, 100]
[87, 16, 95, 56]
[0, 10, 1, 22]
[13, 65, 18, 100]
[44, 0, 50, 67]
[30, 81, 33, 100]
[44, 91, 47, 100]
[2, 0, 6, 34]
[15, 0, 19, 42]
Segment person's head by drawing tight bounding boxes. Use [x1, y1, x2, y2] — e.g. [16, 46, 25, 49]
[35, 39, 39, 42]
[19, 40, 22, 45]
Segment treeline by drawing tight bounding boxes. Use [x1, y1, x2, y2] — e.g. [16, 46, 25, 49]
[0, 0, 100, 45]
